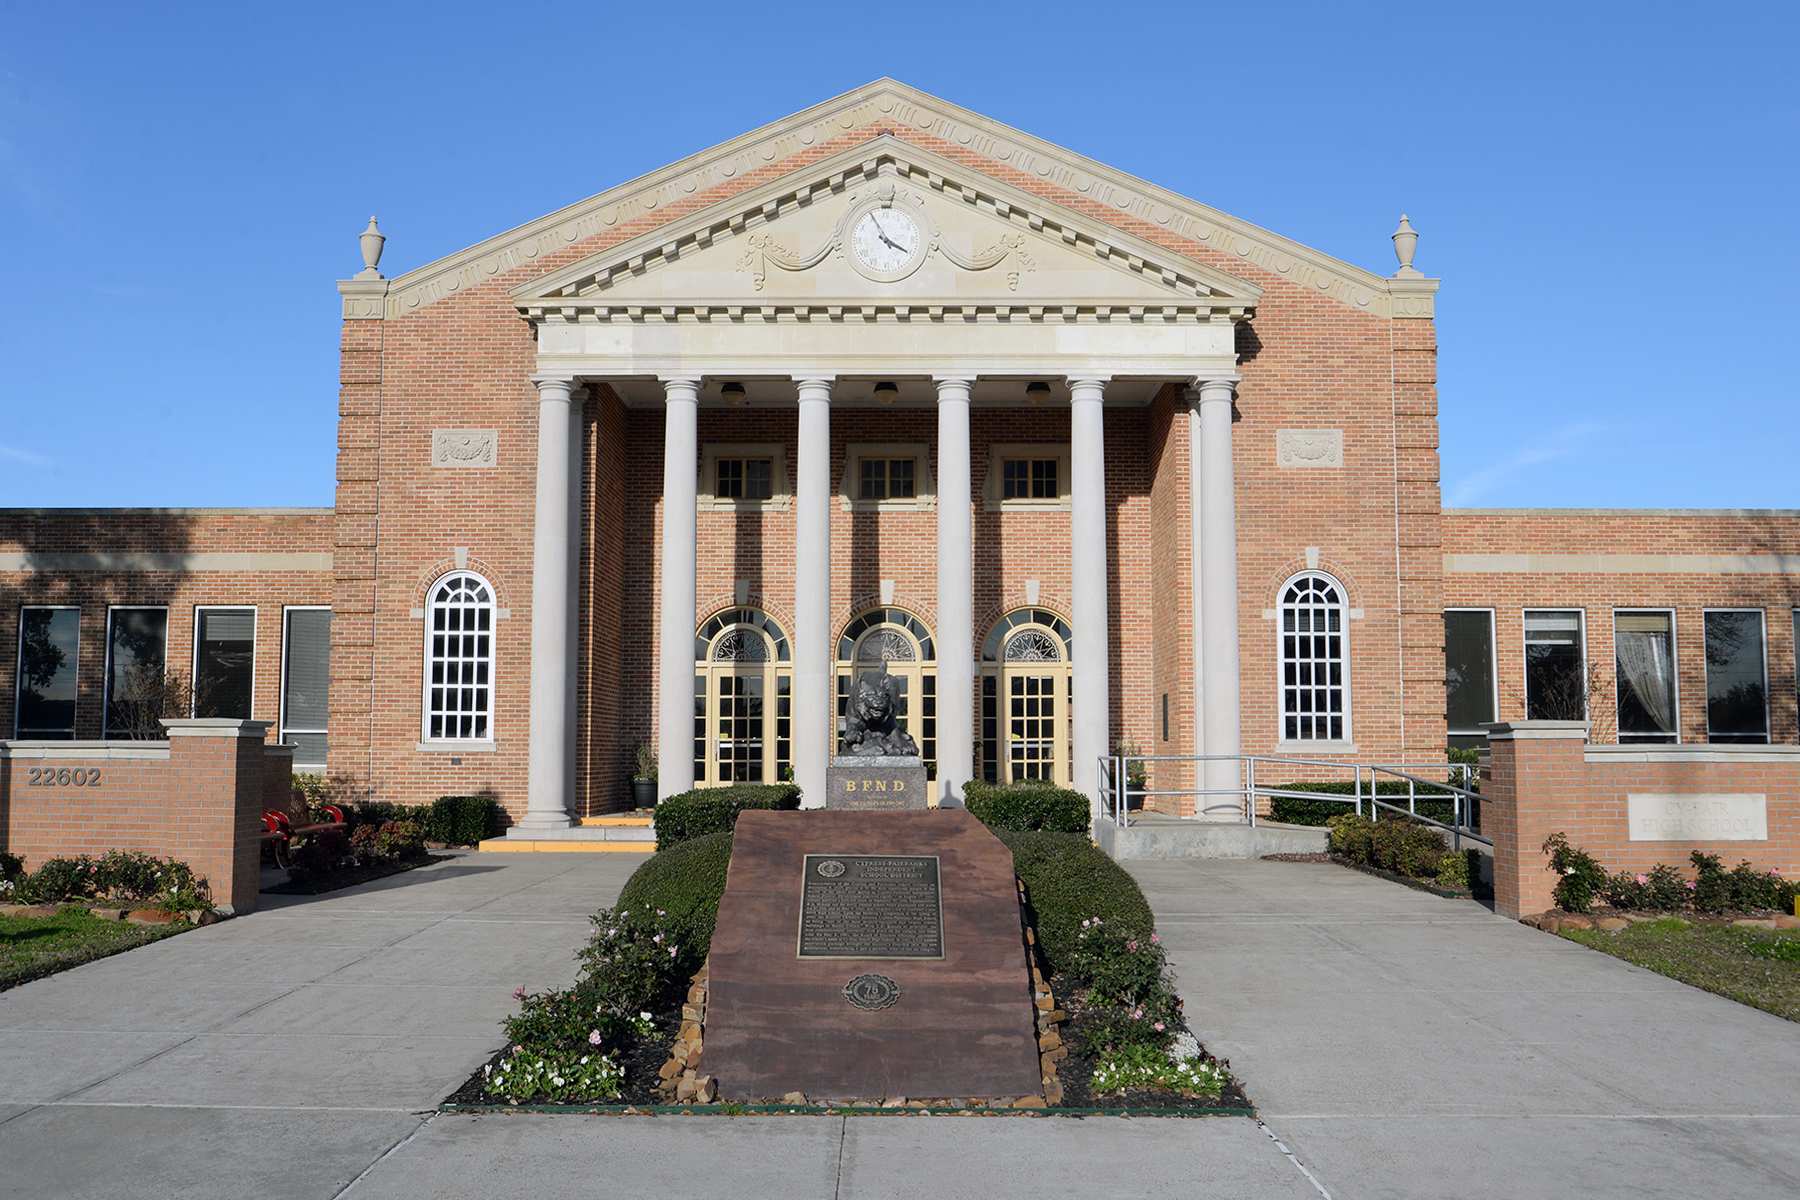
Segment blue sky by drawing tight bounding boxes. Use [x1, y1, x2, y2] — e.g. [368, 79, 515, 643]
[1, 2, 1795, 509]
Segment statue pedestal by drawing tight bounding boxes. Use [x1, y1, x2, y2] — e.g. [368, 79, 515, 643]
[826, 756, 928, 811]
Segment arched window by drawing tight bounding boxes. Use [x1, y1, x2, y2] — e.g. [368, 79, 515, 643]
[979, 608, 1074, 784]
[1279, 572, 1349, 743]
[694, 609, 791, 785]
[423, 572, 495, 741]
[835, 608, 936, 778]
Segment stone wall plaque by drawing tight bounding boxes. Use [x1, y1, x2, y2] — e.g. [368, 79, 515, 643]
[825, 755, 928, 810]
[431, 429, 497, 468]
[798, 854, 943, 960]
[704, 810, 1042, 1101]
[1628, 793, 1768, 842]
[1275, 428, 1343, 468]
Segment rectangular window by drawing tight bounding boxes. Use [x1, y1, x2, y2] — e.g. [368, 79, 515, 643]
[859, 457, 916, 500]
[1615, 611, 1678, 744]
[193, 607, 255, 719]
[104, 607, 169, 739]
[715, 457, 773, 501]
[15, 607, 79, 739]
[280, 607, 331, 768]
[1523, 609, 1586, 721]
[1443, 609, 1497, 745]
[1705, 610, 1768, 743]
[1001, 458, 1059, 500]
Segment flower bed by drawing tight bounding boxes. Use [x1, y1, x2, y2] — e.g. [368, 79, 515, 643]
[444, 827, 1251, 1115]
[1, 850, 212, 915]
[264, 815, 444, 896]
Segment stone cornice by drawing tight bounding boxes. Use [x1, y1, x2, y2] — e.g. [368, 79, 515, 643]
[378, 79, 1429, 321]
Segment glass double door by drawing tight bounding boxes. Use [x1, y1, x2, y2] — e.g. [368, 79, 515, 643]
[706, 669, 790, 784]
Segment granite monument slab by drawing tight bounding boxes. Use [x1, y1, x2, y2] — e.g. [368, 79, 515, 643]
[703, 809, 1042, 1102]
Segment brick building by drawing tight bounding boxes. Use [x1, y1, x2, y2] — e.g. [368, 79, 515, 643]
[3, 81, 1796, 830]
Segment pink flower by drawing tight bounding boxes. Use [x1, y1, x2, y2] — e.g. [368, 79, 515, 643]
[652, 933, 664, 944]
[511, 986, 526, 1000]
[1685, 880, 1697, 890]
[588, 1030, 603, 1046]
[1635, 874, 1649, 886]
[1080, 919, 1090, 929]
[1150, 933, 1161, 944]
[1126, 940, 1138, 952]
[1154, 1022, 1166, 1032]
[668, 946, 677, 958]
[1131, 1007, 1144, 1020]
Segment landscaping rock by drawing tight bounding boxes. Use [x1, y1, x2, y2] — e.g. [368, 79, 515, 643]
[1043, 1075, 1064, 1106]
[1775, 915, 1800, 929]
[1595, 917, 1629, 931]
[1732, 918, 1777, 930]
[87, 907, 127, 921]
[657, 1058, 682, 1081]
[694, 1075, 716, 1103]
[781, 1091, 808, 1105]
[125, 908, 179, 926]
[1559, 915, 1594, 931]
[1014, 1094, 1046, 1108]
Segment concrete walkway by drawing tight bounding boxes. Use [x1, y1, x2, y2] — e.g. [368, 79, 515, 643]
[1134, 858, 1800, 1198]
[3, 852, 1796, 1197]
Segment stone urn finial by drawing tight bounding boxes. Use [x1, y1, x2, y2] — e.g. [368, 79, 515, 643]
[357, 216, 386, 280]
[1391, 213, 1421, 278]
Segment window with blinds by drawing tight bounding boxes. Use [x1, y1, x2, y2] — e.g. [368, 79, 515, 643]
[1524, 610, 1586, 721]
[281, 608, 331, 767]
[194, 607, 255, 719]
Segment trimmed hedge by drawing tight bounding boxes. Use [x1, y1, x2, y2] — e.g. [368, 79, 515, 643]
[963, 780, 1090, 834]
[426, 795, 504, 845]
[614, 830, 734, 956]
[653, 783, 802, 848]
[1269, 780, 1456, 827]
[995, 829, 1154, 974]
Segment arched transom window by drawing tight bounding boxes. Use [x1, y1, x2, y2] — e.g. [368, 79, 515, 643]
[693, 608, 791, 786]
[836, 608, 936, 778]
[423, 572, 494, 741]
[980, 608, 1074, 785]
[1279, 572, 1349, 743]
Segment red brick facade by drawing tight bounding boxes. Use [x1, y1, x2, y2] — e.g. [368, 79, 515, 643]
[3, 91, 1796, 835]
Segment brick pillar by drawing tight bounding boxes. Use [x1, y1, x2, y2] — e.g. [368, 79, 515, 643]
[163, 719, 279, 915]
[1486, 720, 1588, 918]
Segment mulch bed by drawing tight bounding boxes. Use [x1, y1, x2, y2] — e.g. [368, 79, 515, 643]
[263, 852, 451, 896]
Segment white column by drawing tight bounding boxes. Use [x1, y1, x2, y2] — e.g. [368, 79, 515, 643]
[792, 377, 834, 809]
[521, 374, 578, 831]
[656, 376, 701, 799]
[1186, 394, 1206, 770]
[1067, 377, 1111, 825]
[1195, 376, 1242, 813]
[934, 376, 975, 807]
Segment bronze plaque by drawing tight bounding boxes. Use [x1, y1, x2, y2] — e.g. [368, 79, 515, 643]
[798, 854, 943, 960]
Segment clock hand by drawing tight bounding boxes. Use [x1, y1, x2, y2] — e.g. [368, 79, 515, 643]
[869, 213, 910, 253]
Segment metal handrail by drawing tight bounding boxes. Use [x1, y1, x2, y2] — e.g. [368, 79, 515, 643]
[1098, 752, 1487, 846]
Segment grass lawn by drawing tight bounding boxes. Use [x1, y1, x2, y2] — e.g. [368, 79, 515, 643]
[1563, 917, 1800, 1023]
[0, 907, 188, 990]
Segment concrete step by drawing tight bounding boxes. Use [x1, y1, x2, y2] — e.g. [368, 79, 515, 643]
[478, 835, 656, 854]
[478, 820, 658, 853]
[1093, 818, 1328, 860]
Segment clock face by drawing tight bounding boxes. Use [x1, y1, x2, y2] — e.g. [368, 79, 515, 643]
[850, 207, 923, 277]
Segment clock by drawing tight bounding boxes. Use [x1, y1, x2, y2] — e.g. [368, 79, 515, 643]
[848, 205, 925, 280]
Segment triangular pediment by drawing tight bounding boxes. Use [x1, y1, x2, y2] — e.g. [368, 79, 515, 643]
[510, 140, 1259, 323]
[378, 80, 1420, 321]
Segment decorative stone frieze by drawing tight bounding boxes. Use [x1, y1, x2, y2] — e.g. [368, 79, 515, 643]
[1275, 429, 1344, 469]
[431, 430, 498, 469]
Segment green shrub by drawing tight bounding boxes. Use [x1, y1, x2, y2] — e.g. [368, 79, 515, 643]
[1544, 832, 1607, 913]
[425, 794, 503, 845]
[10, 851, 211, 911]
[1435, 850, 1471, 890]
[348, 799, 419, 827]
[576, 904, 699, 1020]
[995, 830, 1153, 974]
[1326, 813, 1376, 864]
[1604, 864, 1689, 912]
[963, 780, 1090, 834]
[0, 852, 22, 900]
[615, 830, 734, 956]
[1091, 1044, 1227, 1098]
[652, 783, 800, 848]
